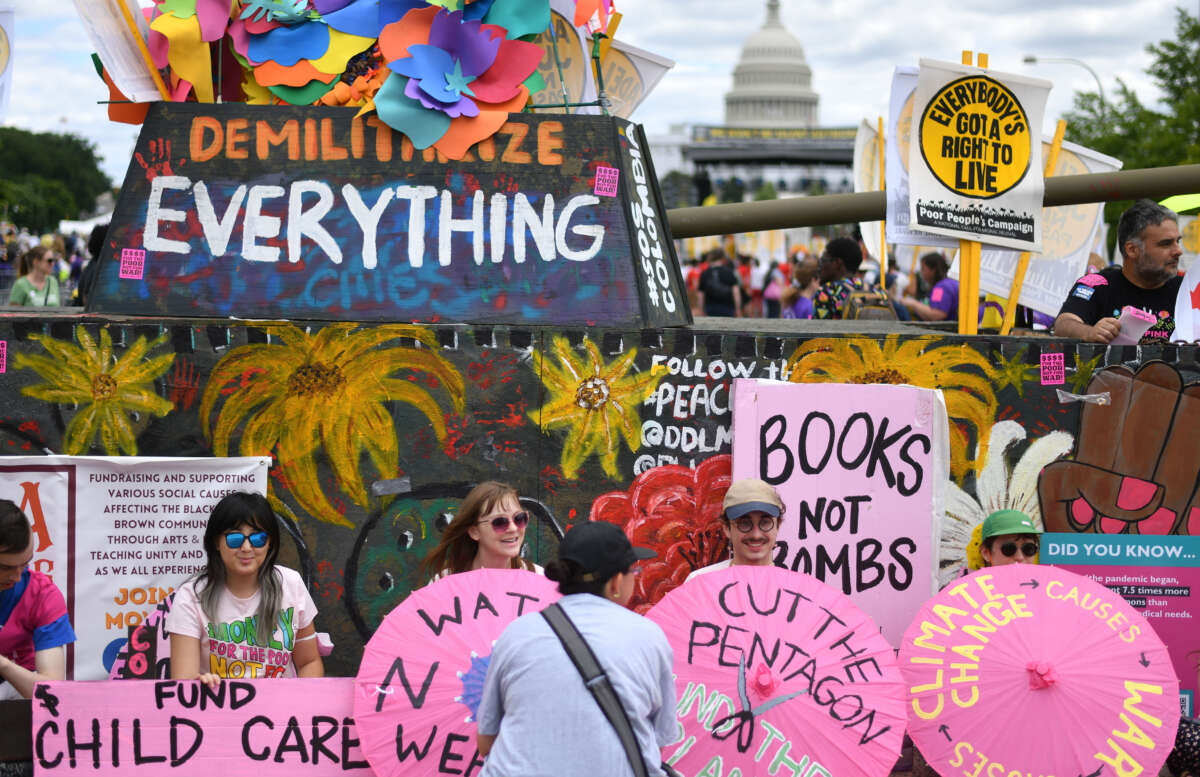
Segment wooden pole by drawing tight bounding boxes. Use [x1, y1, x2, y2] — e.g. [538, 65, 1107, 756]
[1000, 118, 1067, 334]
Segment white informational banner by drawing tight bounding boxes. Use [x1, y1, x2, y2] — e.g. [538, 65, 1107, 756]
[1175, 252, 1200, 342]
[854, 118, 884, 263]
[604, 39, 673, 120]
[0, 7, 12, 122]
[70, 0, 163, 102]
[886, 67, 956, 250]
[0, 456, 269, 680]
[976, 139, 1122, 316]
[908, 59, 1051, 251]
[730, 379, 950, 645]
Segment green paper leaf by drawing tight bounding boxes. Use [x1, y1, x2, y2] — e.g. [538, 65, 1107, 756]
[523, 69, 545, 95]
[268, 78, 338, 105]
[160, 0, 198, 20]
[483, 0, 550, 40]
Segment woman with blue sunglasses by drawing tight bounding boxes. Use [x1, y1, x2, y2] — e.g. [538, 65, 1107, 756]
[420, 481, 542, 582]
[167, 492, 323, 688]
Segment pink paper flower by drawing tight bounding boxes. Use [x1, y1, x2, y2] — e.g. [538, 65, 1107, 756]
[749, 662, 780, 701]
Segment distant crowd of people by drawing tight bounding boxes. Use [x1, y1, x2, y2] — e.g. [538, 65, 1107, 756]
[683, 199, 1186, 345]
[1, 223, 107, 308]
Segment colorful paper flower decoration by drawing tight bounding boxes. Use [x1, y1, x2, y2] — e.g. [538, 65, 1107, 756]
[573, 0, 614, 33]
[101, 0, 551, 159]
[375, 4, 544, 158]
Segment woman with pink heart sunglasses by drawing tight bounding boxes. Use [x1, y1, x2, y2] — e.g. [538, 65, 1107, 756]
[420, 481, 542, 582]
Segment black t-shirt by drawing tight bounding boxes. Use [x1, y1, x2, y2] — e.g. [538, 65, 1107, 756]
[698, 264, 740, 316]
[1057, 266, 1182, 343]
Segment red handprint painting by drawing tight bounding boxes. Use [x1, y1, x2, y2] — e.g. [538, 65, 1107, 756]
[1039, 361, 1200, 535]
[135, 138, 186, 181]
[590, 454, 732, 613]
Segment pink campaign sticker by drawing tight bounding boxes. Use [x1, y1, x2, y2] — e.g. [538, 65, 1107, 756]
[1040, 352, 1065, 386]
[593, 166, 620, 196]
[1075, 274, 1109, 288]
[0, 341, 6, 374]
[119, 248, 146, 280]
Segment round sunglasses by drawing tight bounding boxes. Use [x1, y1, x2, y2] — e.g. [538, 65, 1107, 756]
[224, 531, 269, 549]
[477, 512, 530, 532]
[997, 540, 1039, 558]
[729, 515, 778, 534]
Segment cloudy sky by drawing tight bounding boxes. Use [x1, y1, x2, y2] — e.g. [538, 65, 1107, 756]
[0, 0, 1188, 185]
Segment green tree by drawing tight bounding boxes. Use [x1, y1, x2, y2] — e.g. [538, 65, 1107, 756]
[0, 127, 112, 232]
[1064, 7, 1200, 250]
[753, 181, 778, 201]
[719, 177, 746, 204]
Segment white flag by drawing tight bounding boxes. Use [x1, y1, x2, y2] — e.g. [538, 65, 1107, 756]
[1175, 256, 1200, 342]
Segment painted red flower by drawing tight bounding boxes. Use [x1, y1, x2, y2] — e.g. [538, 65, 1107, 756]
[590, 455, 731, 613]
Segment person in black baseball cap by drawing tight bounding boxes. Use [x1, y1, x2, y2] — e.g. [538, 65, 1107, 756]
[475, 522, 676, 775]
[554, 521, 656, 595]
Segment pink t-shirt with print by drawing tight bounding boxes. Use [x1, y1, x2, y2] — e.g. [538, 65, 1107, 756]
[166, 566, 316, 679]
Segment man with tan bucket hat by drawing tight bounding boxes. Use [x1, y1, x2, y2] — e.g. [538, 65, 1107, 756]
[686, 478, 785, 581]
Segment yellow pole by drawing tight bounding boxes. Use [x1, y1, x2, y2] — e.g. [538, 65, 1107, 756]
[877, 115, 887, 281]
[111, 0, 171, 101]
[957, 241, 970, 334]
[1000, 118, 1067, 335]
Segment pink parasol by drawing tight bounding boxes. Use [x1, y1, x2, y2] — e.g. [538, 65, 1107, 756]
[901, 564, 1179, 777]
[646, 566, 906, 777]
[353, 568, 560, 777]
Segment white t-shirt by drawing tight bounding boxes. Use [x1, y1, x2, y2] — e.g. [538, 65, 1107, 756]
[684, 558, 732, 581]
[165, 566, 317, 679]
[429, 562, 544, 584]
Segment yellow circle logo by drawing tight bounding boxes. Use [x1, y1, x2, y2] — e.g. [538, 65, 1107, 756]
[918, 75, 1031, 199]
[530, 11, 588, 110]
[1041, 146, 1100, 257]
[898, 90, 914, 174]
[0, 22, 10, 78]
[1184, 217, 1200, 254]
[601, 48, 646, 120]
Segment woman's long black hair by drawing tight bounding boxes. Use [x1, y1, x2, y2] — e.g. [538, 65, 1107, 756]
[196, 492, 282, 645]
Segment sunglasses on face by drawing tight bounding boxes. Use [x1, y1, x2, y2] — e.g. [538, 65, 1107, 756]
[730, 515, 778, 534]
[224, 531, 269, 549]
[478, 512, 529, 532]
[998, 541, 1039, 558]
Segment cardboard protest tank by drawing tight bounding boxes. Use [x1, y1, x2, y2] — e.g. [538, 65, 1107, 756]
[88, 103, 688, 328]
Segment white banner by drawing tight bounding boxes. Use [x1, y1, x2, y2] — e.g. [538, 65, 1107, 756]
[908, 59, 1051, 251]
[0, 7, 12, 122]
[604, 38, 673, 120]
[0, 456, 269, 680]
[70, 0, 163, 102]
[530, 0, 672, 120]
[886, 66, 957, 250]
[854, 118, 884, 264]
[976, 139, 1122, 316]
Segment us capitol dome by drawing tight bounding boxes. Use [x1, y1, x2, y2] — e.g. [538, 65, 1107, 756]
[724, 0, 820, 128]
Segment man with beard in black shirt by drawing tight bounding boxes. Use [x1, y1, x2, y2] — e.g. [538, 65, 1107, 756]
[1054, 199, 1183, 343]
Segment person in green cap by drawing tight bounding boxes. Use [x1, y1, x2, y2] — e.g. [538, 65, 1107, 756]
[979, 509, 1041, 567]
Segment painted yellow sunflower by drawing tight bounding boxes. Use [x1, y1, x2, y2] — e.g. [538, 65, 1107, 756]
[16, 326, 175, 455]
[785, 334, 997, 479]
[530, 336, 664, 480]
[200, 323, 465, 528]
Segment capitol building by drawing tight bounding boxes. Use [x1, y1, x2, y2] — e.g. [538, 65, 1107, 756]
[650, 0, 855, 203]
